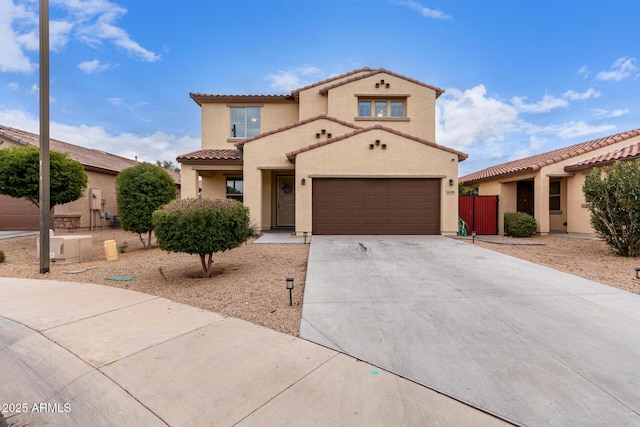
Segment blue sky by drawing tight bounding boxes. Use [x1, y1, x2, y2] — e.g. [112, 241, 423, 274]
[1, 0, 638, 175]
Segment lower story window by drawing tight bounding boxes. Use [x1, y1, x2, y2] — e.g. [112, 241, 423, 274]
[226, 178, 243, 202]
[549, 180, 561, 211]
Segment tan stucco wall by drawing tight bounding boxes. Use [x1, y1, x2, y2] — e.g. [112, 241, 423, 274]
[326, 73, 437, 141]
[241, 119, 360, 230]
[55, 170, 119, 229]
[566, 172, 592, 234]
[293, 129, 460, 235]
[296, 69, 373, 120]
[200, 102, 298, 150]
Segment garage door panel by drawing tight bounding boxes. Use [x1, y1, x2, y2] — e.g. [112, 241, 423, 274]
[312, 178, 440, 235]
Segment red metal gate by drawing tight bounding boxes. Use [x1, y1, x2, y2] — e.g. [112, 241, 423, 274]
[459, 195, 499, 235]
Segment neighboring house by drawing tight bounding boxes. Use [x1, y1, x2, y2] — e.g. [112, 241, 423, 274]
[178, 67, 467, 235]
[460, 128, 640, 235]
[0, 125, 181, 231]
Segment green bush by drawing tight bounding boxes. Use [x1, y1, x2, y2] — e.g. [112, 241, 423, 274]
[0, 145, 87, 207]
[153, 198, 251, 278]
[504, 212, 537, 237]
[116, 163, 176, 248]
[583, 161, 640, 256]
[0, 250, 5, 263]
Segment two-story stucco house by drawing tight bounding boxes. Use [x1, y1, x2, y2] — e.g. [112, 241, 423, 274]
[178, 67, 467, 236]
[460, 128, 640, 235]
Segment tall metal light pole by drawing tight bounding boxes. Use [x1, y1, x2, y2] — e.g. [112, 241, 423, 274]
[39, 0, 50, 274]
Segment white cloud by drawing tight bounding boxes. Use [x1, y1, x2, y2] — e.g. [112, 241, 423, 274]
[511, 94, 568, 113]
[591, 108, 629, 119]
[265, 66, 326, 92]
[595, 57, 638, 82]
[563, 88, 600, 100]
[78, 59, 111, 73]
[578, 65, 590, 79]
[391, 0, 451, 20]
[0, 0, 37, 72]
[0, 0, 159, 75]
[7, 82, 18, 90]
[0, 108, 199, 164]
[542, 121, 616, 139]
[436, 85, 522, 150]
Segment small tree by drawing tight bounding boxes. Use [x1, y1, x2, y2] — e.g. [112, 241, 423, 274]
[155, 160, 180, 173]
[116, 163, 176, 248]
[152, 198, 251, 277]
[0, 145, 87, 207]
[583, 161, 640, 256]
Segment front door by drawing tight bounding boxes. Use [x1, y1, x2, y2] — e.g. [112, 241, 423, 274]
[517, 180, 534, 216]
[276, 175, 295, 227]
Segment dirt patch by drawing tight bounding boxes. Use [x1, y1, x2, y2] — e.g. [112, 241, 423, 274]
[0, 229, 308, 336]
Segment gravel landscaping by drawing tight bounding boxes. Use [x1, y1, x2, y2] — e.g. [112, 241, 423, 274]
[1, 230, 638, 338]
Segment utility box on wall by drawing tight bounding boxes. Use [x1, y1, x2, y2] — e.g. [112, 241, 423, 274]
[89, 188, 102, 210]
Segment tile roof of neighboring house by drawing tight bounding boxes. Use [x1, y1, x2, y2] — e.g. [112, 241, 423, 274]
[460, 128, 640, 184]
[176, 149, 243, 163]
[285, 123, 468, 162]
[234, 114, 362, 148]
[189, 94, 295, 106]
[0, 125, 181, 185]
[565, 141, 640, 171]
[316, 68, 445, 98]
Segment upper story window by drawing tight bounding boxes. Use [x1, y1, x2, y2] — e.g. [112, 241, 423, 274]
[230, 107, 260, 138]
[357, 98, 406, 119]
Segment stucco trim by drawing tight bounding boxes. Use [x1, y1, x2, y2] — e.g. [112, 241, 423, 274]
[308, 174, 447, 179]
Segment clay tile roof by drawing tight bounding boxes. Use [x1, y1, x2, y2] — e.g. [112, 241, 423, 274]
[0, 124, 182, 184]
[460, 128, 640, 184]
[189, 93, 295, 106]
[234, 114, 362, 148]
[176, 149, 242, 163]
[316, 68, 445, 98]
[565, 141, 640, 171]
[285, 124, 467, 162]
[291, 67, 375, 94]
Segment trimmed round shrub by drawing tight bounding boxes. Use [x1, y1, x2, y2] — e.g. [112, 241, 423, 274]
[153, 198, 251, 278]
[116, 163, 176, 248]
[504, 212, 537, 237]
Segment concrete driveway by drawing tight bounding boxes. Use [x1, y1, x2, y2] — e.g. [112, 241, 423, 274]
[300, 236, 640, 427]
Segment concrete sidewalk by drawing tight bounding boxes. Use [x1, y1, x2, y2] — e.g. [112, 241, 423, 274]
[300, 236, 640, 427]
[0, 277, 510, 426]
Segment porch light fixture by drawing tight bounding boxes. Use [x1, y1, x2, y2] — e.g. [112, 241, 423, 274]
[301, 178, 306, 186]
[286, 278, 294, 306]
[449, 179, 454, 186]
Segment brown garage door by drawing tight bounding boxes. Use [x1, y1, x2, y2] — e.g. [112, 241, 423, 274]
[0, 195, 39, 231]
[312, 178, 441, 235]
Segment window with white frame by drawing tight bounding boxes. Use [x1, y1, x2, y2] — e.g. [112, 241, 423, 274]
[230, 107, 260, 138]
[358, 99, 406, 118]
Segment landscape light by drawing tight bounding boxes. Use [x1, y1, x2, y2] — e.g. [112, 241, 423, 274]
[286, 278, 294, 306]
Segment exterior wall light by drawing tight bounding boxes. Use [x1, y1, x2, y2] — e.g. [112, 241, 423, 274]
[449, 179, 455, 186]
[286, 278, 294, 306]
[301, 178, 306, 186]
